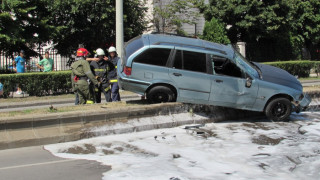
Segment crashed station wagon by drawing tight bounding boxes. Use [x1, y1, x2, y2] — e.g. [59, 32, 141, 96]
[117, 34, 311, 121]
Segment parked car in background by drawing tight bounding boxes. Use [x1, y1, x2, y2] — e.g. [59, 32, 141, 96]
[117, 34, 311, 121]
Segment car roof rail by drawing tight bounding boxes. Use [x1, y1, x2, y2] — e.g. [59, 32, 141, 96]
[150, 32, 198, 39]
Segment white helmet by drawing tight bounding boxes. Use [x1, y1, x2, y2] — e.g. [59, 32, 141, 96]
[108, 46, 117, 53]
[96, 48, 105, 56]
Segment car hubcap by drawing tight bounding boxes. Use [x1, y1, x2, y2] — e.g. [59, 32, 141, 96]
[272, 102, 287, 118]
[155, 92, 168, 102]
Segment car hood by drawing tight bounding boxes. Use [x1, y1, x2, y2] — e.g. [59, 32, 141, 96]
[253, 62, 302, 91]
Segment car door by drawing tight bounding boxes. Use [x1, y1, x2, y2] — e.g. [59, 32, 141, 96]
[168, 49, 212, 103]
[208, 54, 259, 110]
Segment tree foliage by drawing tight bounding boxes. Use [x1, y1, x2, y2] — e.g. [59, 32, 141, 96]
[198, 0, 320, 60]
[48, 0, 147, 55]
[201, 17, 230, 44]
[0, 0, 55, 57]
[0, 0, 147, 57]
[152, 0, 200, 35]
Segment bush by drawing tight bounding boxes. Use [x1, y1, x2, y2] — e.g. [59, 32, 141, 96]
[201, 17, 231, 44]
[0, 71, 72, 98]
[263, 61, 319, 78]
[314, 61, 320, 77]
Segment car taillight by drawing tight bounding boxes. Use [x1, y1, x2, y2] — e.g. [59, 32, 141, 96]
[124, 66, 132, 76]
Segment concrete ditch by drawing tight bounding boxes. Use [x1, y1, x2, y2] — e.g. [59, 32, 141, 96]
[0, 102, 263, 150]
[0, 90, 319, 150]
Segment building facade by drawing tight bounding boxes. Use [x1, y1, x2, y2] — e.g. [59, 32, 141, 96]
[145, 0, 206, 36]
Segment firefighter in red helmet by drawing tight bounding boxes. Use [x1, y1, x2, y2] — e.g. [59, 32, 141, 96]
[71, 48, 98, 104]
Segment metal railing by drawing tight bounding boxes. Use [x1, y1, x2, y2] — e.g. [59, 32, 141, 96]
[0, 49, 70, 73]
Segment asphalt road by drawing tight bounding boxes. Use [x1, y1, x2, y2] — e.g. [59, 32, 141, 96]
[0, 146, 110, 180]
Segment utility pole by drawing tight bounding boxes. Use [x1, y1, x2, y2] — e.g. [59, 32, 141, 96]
[116, 0, 124, 58]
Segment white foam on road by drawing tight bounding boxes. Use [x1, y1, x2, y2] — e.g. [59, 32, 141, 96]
[45, 112, 320, 180]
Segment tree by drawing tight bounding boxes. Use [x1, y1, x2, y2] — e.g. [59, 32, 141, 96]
[152, 0, 200, 35]
[47, 0, 148, 56]
[201, 17, 230, 44]
[0, 0, 56, 57]
[0, 0, 147, 57]
[198, 0, 320, 61]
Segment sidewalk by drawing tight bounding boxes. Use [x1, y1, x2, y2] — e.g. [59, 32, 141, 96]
[0, 91, 140, 110]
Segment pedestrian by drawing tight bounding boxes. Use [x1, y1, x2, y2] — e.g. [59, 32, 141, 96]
[90, 48, 112, 103]
[36, 51, 54, 72]
[71, 48, 99, 105]
[13, 50, 26, 94]
[108, 46, 121, 101]
[0, 82, 3, 96]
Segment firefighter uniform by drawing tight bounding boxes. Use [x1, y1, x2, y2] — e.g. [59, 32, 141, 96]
[71, 56, 98, 105]
[108, 46, 121, 101]
[90, 57, 113, 103]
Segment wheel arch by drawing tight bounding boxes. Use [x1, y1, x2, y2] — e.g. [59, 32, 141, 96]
[263, 93, 293, 112]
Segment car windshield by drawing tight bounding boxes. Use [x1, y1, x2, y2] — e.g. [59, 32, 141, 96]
[233, 48, 260, 78]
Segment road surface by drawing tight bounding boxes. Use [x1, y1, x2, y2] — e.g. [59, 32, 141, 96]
[0, 146, 110, 180]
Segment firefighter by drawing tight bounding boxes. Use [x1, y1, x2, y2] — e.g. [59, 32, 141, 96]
[71, 48, 98, 105]
[108, 46, 121, 101]
[90, 48, 113, 103]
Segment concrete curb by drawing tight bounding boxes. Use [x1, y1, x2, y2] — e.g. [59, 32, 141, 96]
[0, 103, 263, 150]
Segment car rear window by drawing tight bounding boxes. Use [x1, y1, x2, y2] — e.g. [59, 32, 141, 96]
[134, 48, 171, 67]
[124, 36, 144, 62]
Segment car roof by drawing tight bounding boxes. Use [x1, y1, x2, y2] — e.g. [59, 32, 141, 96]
[142, 34, 233, 56]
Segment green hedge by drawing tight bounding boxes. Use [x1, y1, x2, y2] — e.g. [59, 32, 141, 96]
[0, 71, 72, 98]
[263, 60, 320, 78]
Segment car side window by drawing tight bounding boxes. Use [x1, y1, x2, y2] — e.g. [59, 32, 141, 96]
[134, 48, 171, 67]
[173, 50, 207, 73]
[210, 54, 243, 78]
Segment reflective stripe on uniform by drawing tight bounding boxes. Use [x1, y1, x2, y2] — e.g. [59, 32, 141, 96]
[109, 79, 118, 83]
[94, 88, 99, 92]
[86, 100, 94, 104]
[94, 69, 105, 72]
[104, 86, 111, 92]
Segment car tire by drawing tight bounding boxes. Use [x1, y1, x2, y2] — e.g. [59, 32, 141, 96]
[147, 86, 175, 104]
[265, 98, 292, 122]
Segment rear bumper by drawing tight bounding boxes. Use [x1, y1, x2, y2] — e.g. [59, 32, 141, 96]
[118, 75, 150, 95]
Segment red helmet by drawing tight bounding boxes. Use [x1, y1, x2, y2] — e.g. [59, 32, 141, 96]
[76, 48, 89, 57]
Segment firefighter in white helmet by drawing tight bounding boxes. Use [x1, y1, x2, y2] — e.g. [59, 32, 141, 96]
[89, 48, 113, 103]
[107, 46, 121, 101]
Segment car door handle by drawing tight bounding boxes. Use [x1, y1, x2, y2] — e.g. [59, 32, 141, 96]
[215, 79, 223, 83]
[173, 73, 182, 77]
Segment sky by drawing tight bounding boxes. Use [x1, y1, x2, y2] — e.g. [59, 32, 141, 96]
[45, 111, 320, 180]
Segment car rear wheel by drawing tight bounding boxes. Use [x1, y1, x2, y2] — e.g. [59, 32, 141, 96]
[147, 86, 175, 103]
[265, 98, 292, 122]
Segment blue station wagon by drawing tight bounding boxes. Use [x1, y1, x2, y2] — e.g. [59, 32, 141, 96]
[117, 34, 311, 121]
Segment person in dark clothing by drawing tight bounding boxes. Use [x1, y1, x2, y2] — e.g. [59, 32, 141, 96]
[90, 48, 113, 103]
[107, 46, 121, 101]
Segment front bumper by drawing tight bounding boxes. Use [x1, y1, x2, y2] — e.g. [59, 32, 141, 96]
[300, 93, 312, 108]
[293, 93, 312, 113]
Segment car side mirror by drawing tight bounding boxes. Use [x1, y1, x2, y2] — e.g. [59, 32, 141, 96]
[246, 77, 252, 88]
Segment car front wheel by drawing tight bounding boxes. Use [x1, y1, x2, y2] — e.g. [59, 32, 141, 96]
[265, 98, 292, 122]
[147, 86, 175, 104]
